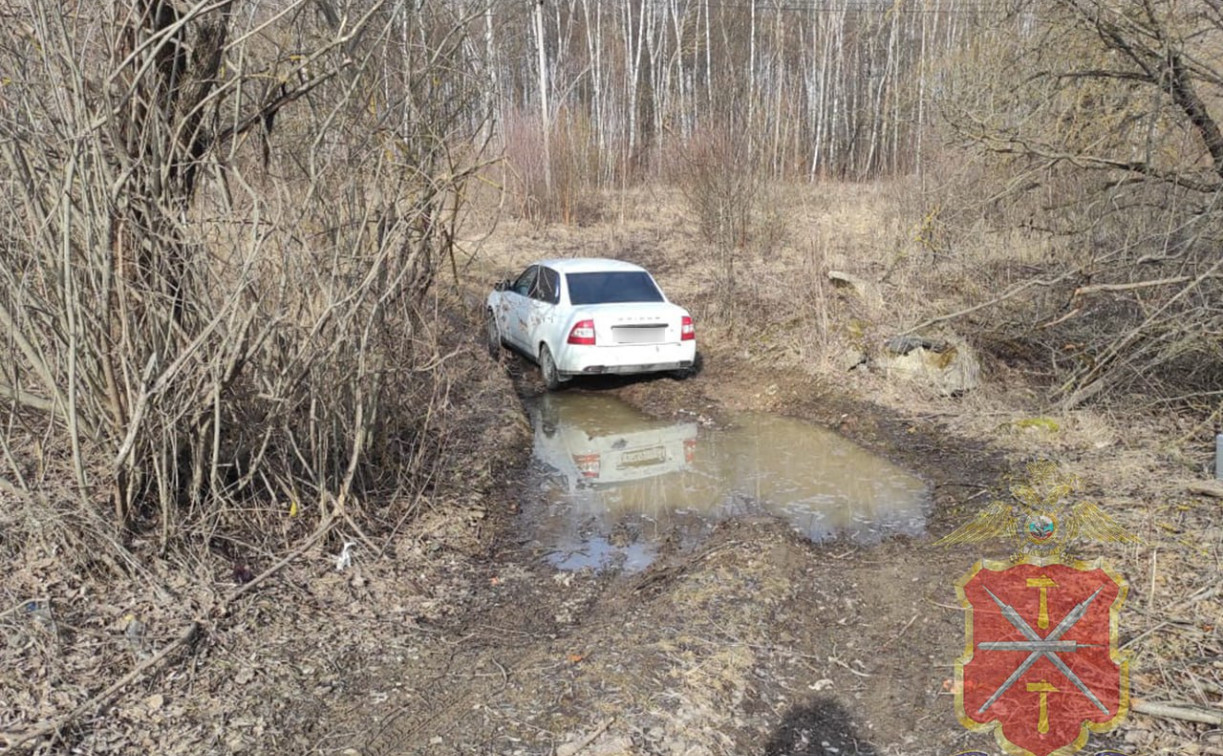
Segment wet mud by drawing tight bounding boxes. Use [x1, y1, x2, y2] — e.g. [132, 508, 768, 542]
[520, 392, 930, 573]
[344, 358, 1090, 756]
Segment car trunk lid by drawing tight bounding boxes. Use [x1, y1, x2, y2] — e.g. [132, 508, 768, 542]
[576, 303, 683, 346]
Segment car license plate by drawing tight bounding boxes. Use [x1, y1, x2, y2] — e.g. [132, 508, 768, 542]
[620, 446, 667, 466]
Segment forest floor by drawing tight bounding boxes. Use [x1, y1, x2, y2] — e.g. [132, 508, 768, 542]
[2, 184, 1219, 756]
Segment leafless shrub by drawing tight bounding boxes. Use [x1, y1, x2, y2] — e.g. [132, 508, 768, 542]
[937, 1, 1223, 408]
[675, 124, 788, 306]
[503, 107, 604, 225]
[0, 1, 495, 559]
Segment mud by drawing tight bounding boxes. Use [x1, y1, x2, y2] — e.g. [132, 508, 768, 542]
[519, 392, 929, 573]
[340, 354, 1134, 756]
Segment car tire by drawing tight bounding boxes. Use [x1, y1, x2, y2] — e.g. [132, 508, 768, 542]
[539, 344, 562, 391]
[672, 350, 703, 380]
[485, 309, 501, 359]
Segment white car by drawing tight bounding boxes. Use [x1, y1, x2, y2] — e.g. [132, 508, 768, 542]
[486, 258, 697, 389]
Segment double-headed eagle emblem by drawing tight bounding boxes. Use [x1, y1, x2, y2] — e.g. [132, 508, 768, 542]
[937, 461, 1138, 557]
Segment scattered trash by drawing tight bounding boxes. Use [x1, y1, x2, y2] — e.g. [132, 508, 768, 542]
[24, 600, 50, 621]
[232, 561, 254, 584]
[335, 542, 356, 572]
[124, 614, 151, 659]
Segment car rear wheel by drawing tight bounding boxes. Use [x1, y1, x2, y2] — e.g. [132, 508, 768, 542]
[539, 344, 561, 391]
[485, 310, 501, 359]
[672, 350, 703, 380]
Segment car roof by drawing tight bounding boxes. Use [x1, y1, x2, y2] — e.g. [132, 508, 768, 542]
[534, 258, 648, 275]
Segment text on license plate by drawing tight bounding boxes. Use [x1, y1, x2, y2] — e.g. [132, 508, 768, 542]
[620, 446, 667, 466]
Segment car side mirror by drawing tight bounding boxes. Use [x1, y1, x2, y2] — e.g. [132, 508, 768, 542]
[494, 279, 509, 292]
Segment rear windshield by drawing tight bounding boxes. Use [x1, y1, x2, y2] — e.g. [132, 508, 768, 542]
[566, 271, 664, 305]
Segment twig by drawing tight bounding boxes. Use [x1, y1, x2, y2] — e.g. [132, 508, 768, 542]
[880, 614, 919, 650]
[828, 655, 873, 678]
[901, 271, 1079, 335]
[1171, 581, 1223, 613]
[0, 621, 201, 750]
[1149, 548, 1158, 614]
[1121, 621, 1170, 650]
[1038, 305, 1082, 329]
[1186, 480, 1223, 499]
[1132, 699, 1223, 726]
[556, 717, 615, 756]
[1073, 276, 1196, 296]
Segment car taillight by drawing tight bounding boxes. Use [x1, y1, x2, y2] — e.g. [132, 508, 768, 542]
[573, 453, 600, 478]
[681, 315, 695, 341]
[568, 319, 596, 345]
[683, 437, 697, 464]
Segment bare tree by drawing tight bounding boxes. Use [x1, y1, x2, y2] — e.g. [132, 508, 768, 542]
[941, 0, 1223, 405]
[486, 0, 965, 191]
[0, 0, 496, 551]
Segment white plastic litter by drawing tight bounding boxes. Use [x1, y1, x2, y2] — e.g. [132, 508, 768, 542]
[335, 542, 355, 572]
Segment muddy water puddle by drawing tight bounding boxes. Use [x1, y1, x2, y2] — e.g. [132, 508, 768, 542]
[519, 392, 930, 572]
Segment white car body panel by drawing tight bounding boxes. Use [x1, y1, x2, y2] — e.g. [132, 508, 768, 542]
[487, 258, 696, 384]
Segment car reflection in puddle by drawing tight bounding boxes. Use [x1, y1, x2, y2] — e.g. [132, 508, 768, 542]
[520, 393, 930, 573]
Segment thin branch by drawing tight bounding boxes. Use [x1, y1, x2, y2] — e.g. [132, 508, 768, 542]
[1132, 699, 1223, 726]
[902, 270, 1082, 336]
[1073, 275, 1197, 296]
[0, 621, 201, 750]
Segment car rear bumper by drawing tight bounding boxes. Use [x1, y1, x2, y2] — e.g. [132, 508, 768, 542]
[557, 341, 697, 377]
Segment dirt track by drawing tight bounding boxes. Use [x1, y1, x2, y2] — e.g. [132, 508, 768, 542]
[340, 356, 1133, 756]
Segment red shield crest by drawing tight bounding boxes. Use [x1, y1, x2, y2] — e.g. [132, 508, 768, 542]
[955, 559, 1129, 756]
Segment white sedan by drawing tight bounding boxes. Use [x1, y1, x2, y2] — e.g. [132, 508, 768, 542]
[485, 258, 697, 389]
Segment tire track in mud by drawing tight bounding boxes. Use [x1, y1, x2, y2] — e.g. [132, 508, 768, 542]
[350, 357, 1008, 755]
[355, 558, 624, 755]
[352, 527, 844, 755]
[349, 511, 986, 755]
[358, 639, 531, 755]
[352, 535, 724, 754]
[356, 371, 587, 755]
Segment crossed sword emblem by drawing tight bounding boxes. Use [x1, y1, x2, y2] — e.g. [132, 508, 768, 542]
[976, 584, 1110, 716]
